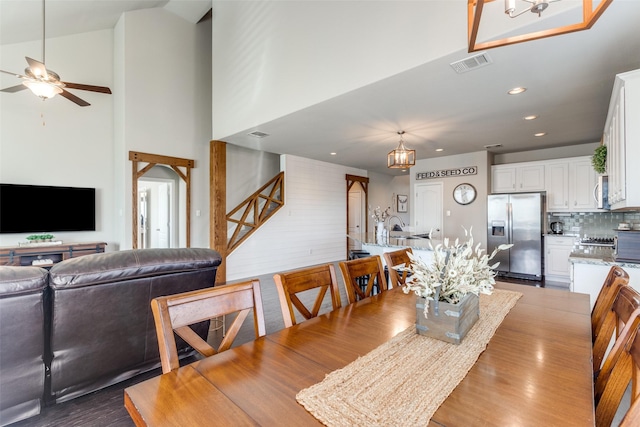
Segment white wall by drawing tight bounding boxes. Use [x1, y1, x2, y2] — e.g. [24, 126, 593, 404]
[0, 9, 212, 249]
[211, 1, 467, 139]
[225, 155, 366, 280]
[411, 151, 491, 247]
[116, 8, 212, 249]
[493, 142, 600, 164]
[226, 144, 280, 210]
[0, 30, 115, 247]
[368, 172, 410, 233]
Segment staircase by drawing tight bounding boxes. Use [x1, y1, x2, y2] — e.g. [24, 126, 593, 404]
[226, 172, 284, 253]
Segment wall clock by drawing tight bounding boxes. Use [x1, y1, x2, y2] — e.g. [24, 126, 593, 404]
[453, 183, 476, 205]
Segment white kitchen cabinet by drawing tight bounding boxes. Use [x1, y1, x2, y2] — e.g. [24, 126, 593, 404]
[571, 159, 599, 211]
[545, 162, 569, 211]
[545, 156, 600, 212]
[545, 235, 575, 285]
[605, 68, 640, 210]
[491, 163, 545, 193]
[571, 261, 640, 309]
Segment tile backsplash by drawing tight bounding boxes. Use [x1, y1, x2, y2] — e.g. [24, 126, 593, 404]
[547, 211, 640, 238]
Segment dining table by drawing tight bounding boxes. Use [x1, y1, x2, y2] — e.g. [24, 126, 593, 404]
[124, 281, 595, 426]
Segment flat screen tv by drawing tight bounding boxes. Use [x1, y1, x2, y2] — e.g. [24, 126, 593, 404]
[0, 183, 96, 233]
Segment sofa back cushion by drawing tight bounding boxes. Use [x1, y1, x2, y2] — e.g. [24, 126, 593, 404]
[0, 266, 48, 426]
[47, 248, 221, 403]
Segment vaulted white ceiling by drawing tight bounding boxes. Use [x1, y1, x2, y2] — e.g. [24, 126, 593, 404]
[2, 0, 639, 176]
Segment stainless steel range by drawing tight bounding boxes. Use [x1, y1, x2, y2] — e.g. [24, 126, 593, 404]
[579, 237, 615, 247]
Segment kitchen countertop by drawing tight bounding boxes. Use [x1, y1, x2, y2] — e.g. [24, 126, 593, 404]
[569, 247, 640, 269]
[347, 233, 438, 251]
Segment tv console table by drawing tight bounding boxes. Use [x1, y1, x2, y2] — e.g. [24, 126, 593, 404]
[0, 242, 107, 267]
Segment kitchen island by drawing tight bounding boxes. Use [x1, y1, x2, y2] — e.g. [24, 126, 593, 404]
[570, 247, 640, 309]
[347, 232, 438, 265]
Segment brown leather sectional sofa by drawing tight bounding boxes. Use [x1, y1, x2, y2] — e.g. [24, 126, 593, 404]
[0, 247, 221, 426]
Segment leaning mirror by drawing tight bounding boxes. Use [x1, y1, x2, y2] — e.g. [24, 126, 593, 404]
[129, 151, 194, 249]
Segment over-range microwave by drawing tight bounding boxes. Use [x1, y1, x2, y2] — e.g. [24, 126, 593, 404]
[595, 175, 610, 210]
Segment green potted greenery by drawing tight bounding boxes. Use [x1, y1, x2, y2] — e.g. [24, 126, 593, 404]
[592, 145, 607, 174]
[26, 234, 55, 243]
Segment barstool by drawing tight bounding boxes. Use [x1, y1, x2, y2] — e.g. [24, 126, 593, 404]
[349, 250, 370, 260]
[348, 250, 371, 292]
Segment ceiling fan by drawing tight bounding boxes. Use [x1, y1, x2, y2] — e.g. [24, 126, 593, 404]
[0, 0, 111, 107]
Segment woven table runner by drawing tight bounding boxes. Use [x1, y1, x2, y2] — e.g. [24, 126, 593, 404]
[296, 289, 522, 426]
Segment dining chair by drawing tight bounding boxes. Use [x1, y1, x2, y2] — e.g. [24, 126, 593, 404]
[593, 286, 640, 404]
[274, 264, 342, 328]
[619, 337, 640, 427]
[338, 255, 388, 304]
[383, 247, 413, 288]
[151, 279, 266, 374]
[592, 266, 630, 340]
[594, 293, 640, 427]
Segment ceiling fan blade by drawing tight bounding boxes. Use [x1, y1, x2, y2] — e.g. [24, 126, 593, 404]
[62, 82, 112, 94]
[25, 57, 48, 79]
[1, 84, 28, 93]
[59, 89, 90, 107]
[0, 69, 28, 79]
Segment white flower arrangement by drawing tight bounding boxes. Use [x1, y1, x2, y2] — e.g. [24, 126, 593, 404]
[370, 206, 391, 223]
[403, 227, 512, 317]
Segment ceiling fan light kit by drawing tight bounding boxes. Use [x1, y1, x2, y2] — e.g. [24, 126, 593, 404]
[387, 131, 416, 169]
[467, 0, 614, 52]
[22, 80, 62, 99]
[0, 0, 111, 106]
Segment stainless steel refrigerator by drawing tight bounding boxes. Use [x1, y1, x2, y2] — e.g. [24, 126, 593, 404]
[487, 192, 545, 279]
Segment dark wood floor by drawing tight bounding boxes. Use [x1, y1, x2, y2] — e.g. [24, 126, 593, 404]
[10, 262, 556, 426]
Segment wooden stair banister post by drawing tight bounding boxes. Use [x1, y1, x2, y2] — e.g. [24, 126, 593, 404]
[210, 141, 227, 284]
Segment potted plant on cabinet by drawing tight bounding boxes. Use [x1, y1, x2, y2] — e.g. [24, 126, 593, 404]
[592, 144, 607, 174]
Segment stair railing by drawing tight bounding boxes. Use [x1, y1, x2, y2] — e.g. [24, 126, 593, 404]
[226, 172, 284, 253]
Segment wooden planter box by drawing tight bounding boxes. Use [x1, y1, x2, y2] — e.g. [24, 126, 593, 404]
[416, 293, 479, 345]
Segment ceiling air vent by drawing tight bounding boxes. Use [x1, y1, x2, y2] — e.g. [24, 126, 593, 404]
[484, 144, 503, 149]
[248, 131, 269, 138]
[450, 52, 492, 74]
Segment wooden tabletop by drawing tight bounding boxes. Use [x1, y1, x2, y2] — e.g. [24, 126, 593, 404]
[124, 282, 594, 426]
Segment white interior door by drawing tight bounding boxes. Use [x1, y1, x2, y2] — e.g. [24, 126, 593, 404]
[414, 182, 443, 240]
[348, 183, 364, 251]
[138, 190, 149, 249]
[157, 183, 170, 248]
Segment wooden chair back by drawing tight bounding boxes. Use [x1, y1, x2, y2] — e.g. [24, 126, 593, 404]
[151, 279, 266, 373]
[383, 248, 413, 288]
[594, 287, 640, 426]
[619, 329, 640, 427]
[594, 284, 640, 379]
[592, 266, 630, 339]
[274, 264, 342, 328]
[338, 255, 388, 304]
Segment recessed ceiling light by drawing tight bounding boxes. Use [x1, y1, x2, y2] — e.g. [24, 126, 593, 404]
[535, 132, 546, 137]
[330, 152, 337, 156]
[524, 115, 538, 120]
[508, 87, 527, 95]
[435, 148, 444, 152]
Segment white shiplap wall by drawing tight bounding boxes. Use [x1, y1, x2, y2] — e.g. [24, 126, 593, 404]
[225, 155, 366, 281]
